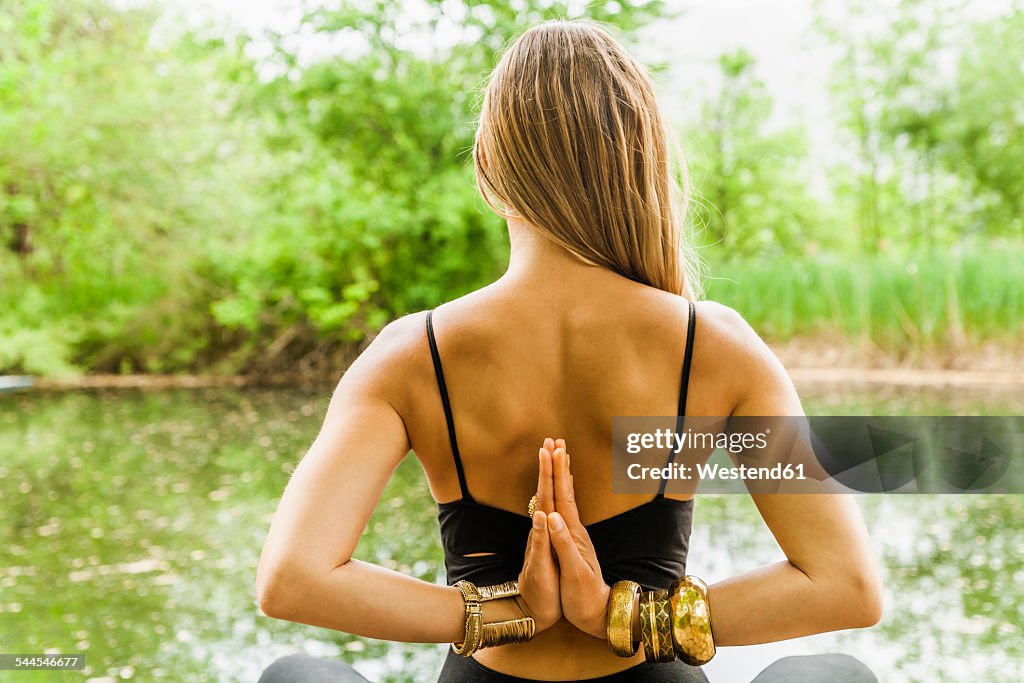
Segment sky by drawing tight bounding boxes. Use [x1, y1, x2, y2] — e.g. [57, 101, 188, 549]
[632, 0, 834, 149]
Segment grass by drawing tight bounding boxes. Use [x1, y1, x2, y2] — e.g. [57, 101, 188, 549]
[704, 245, 1024, 353]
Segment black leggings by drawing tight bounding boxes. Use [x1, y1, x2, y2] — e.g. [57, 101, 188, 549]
[257, 651, 876, 683]
[436, 650, 708, 682]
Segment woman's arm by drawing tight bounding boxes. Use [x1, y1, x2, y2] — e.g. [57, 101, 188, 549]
[701, 304, 884, 645]
[255, 317, 525, 642]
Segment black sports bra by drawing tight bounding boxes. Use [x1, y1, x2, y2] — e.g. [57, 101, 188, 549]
[427, 301, 697, 592]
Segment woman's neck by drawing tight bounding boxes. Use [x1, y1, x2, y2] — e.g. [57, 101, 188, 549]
[501, 218, 615, 290]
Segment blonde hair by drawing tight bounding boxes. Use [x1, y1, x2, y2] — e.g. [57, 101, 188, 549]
[473, 20, 701, 298]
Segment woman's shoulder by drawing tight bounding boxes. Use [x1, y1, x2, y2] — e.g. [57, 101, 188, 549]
[345, 302, 494, 385]
[691, 299, 800, 414]
[692, 299, 763, 354]
[335, 311, 433, 403]
[361, 310, 431, 360]
[357, 287, 501, 365]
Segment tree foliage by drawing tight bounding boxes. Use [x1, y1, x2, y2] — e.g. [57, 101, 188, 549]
[687, 50, 825, 256]
[815, 0, 1024, 248]
[0, 0, 265, 373]
[1, 0, 1020, 375]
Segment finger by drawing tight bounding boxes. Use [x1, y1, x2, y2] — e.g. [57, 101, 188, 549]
[544, 437, 555, 452]
[528, 510, 556, 568]
[537, 447, 555, 514]
[552, 447, 582, 528]
[523, 510, 538, 564]
[555, 438, 567, 466]
[547, 512, 588, 578]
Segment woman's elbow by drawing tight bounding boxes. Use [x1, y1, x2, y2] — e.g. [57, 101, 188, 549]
[256, 560, 306, 621]
[845, 564, 884, 628]
[257, 583, 290, 621]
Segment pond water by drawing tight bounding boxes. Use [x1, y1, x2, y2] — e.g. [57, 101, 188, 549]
[1, 385, 1022, 682]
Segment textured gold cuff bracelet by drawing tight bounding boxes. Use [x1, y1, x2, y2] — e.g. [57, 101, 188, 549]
[668, 575, 716, 666]
[480, 616, 536, 648]
[639, 589, 675, 663]
[606, 580, 641, 657]
[453, 580, 536, 656]
[452, 580, 483, 656]
[477, 580, 520, 602]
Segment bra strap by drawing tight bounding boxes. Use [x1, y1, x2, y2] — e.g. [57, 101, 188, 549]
[426, 310, 473, 501]
[678, 299, 697, 417]
[658, 300, 697, 498]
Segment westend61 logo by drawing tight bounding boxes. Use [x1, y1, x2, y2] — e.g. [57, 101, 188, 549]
[624, 426, 801, 485]
[611, 416, 1024, 495]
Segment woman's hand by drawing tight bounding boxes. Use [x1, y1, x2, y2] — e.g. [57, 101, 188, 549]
[516, 440, 562, 632]
[544, 440, 611, 640]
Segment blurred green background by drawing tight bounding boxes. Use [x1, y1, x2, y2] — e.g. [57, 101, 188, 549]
[2, 1, 1023, 682]
[1, 0, 1021, 377]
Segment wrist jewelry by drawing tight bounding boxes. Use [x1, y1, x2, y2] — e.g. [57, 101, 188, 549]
[453, 580, 483, 656]
[477, 580, 520, 602]
[479, 615, 536, 648]
[606, 580, 641, 657]
[453, 580, 536, 656]
[638, 589, 675, 663]
[668, 575, 716, 666]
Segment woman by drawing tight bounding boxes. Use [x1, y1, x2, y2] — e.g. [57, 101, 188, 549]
[256, 20, 883, 683]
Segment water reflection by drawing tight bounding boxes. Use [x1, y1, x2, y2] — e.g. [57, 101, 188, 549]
[0, 386, 1021, 682]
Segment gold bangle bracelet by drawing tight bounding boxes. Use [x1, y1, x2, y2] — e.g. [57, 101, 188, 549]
[606, 580, 641, 657]
[453, 580, 536, 656]
[480, 616, 536, 648]
[668, 575, 716, 666]
[478, 580, 520, 602]
[452, 580, 483, 656]
[638, 589, 675, 663]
